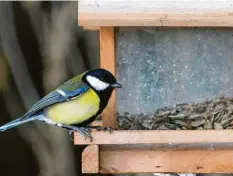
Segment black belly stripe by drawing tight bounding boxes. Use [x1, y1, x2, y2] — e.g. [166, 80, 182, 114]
[73, 87, 113, 127]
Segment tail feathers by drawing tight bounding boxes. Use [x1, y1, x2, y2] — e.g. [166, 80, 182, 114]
[0, 116, 38, 132]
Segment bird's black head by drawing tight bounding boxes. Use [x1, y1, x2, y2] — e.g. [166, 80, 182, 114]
[82, 68, 122, 92]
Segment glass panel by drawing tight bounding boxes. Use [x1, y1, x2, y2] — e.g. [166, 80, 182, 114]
[116, 27, 233, 115]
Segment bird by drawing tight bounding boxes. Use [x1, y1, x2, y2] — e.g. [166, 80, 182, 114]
[0, 68, 122, 141]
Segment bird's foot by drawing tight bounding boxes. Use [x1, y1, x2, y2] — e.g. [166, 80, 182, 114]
[96, 126, 113, 134]
[68, 127, 93, 142]
[86, 125, 114, 134]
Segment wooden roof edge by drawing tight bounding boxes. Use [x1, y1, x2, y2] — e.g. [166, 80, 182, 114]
[78, 0, 233, 27]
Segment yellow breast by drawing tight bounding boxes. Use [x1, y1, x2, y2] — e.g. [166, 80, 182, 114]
[45, 89, 100, 125]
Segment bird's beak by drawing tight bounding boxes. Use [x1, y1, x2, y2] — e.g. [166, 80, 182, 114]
[111, 82, 122, 88]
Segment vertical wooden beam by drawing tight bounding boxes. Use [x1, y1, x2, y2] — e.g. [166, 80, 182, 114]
[82, 145, 99, 173]
[100, 27, 116, 129]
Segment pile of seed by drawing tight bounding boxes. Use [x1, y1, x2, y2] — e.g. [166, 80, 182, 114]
[117, 97, 233, 130]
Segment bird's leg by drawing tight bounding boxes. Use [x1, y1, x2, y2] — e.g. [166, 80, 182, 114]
[86, 125, 113, 134]
[61, 125, 93, 142]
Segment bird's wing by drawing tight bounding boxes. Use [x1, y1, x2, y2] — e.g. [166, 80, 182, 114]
[22, 75, 89, 118]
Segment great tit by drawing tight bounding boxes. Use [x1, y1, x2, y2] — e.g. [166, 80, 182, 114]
[0, 68, 122, 141]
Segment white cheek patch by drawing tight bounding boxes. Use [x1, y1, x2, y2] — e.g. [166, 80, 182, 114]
[86, 75, 109, 91]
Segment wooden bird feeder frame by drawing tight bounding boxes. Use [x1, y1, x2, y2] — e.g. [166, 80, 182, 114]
[76, 0, 233, 174]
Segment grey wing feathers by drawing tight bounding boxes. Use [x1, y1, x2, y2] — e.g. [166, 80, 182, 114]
[23, 91, 65, 117]
[20, 79, 90, 119]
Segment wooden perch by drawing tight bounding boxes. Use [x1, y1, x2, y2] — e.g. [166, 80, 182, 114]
[82, 26, 99, 30]
[74, 130, 233, 145]
[78, 0, 233, 27]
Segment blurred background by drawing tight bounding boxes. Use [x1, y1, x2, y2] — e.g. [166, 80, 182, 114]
[0, 1, 232, 176]
[0, 1, 103, 176]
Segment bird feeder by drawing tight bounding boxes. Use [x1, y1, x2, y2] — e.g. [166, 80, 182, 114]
[75, 0, 233, 174]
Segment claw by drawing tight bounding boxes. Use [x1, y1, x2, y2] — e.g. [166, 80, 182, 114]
[83, 127, 92, 133]
[69, 130, 75, 141]
[77, 127, 93, 142]
[96, 126, 113, 134]
[68, 127, 93, 142]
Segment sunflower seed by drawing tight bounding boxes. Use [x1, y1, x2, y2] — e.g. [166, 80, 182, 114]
[151, 123, 160, 130]
[191, 119, 205, 127]
[157, 110, 171, 117]
[214, 123, 223, 129]
[213, 98, 223, 104]
[214, 104, 225, 111]
[214, 110, 225, 122]
[169, 114, 186, 120]
[163, 123, 178, 130]
[170, 109, 177, 114]
[221, 116, 233, 128]
[204, 120, 212, 129]
[221, 110, 233, 121]
[157, 124, 170, 130]
[213, 109, 222, 115]
[197, 126, 204, 130]
[188, 114, 203, 120]
[123, 112, 130, 118]
[141, 122, 152, 129]
[173, 120, 187, 127]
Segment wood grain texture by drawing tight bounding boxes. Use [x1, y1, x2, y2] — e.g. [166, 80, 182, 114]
[78, 0, 233, 26]
[90, 120, 102, 127]
[82, 145, 99, 173]
[82, 26, 99, 30]
[100, 27, 117, 128]
[74, 130, 233, 145]
[99, 147, 233, 173]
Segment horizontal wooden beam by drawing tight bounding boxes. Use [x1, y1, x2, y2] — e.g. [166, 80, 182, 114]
[78, 0, 233, 27]
[74, 130, 233, 145]
[82, 26, 100, 31]
[99, 146, 233, 174]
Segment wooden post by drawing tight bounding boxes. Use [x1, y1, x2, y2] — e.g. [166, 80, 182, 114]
[79, 0, 233, 27]
[82, 145, 99, 173]
[100, 27, 116, 129]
